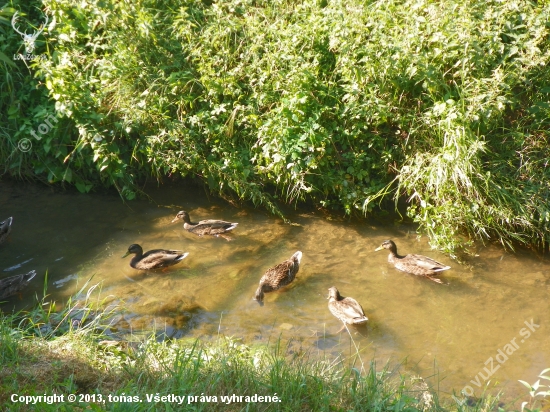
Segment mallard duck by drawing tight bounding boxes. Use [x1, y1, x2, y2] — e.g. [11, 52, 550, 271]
[171, 211, 238, 237]
[375, 239, 450, 284]
[254, 251, 302, 304]
[122, 244, 189, 271]
[0, 217, 13, 245]
[0, 270, 37, 300]
[327, 287, 368, 331]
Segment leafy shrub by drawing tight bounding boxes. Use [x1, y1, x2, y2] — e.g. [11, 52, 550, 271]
[3, 0, 550, 253]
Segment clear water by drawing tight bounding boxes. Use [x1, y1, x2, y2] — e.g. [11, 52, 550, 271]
[1, 180, 548, 403]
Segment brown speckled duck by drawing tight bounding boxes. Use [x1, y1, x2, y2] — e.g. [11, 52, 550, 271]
[375, 240, 450, 284]
[122, 244, 189, 271]
[0, 270, 37, 300]
[0, 217, 13, 245]
[171, 211, 238, 237]
[327, 287, 368, 331]
[254, 251, 302, 305]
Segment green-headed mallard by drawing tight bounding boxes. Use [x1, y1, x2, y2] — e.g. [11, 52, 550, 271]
[0, 217, 13, 245]
[327, 287, 368, 331]
[254, 251, 302, 304]
[0, 270, 37, 300]
[171, 211, 238, 237]
[375, 239, 450, 284]
[122, 244, 189, 271]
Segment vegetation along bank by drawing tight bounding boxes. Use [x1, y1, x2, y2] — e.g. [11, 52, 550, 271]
[2, 0, 550, 255]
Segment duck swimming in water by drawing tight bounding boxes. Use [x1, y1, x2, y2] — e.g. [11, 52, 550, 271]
[122, 244, 189, 271]
[171, 211, 238, 237]
[375, 240, 450, 284]
[254, 251, 302, 305]
[327, 287, 368, 332]
[0, 270, 37, 300]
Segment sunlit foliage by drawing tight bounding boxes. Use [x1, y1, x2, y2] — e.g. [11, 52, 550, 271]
[2, 0, 550, 253]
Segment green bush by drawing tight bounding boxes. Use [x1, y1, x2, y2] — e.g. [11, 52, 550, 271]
[2, 0, 550, 253]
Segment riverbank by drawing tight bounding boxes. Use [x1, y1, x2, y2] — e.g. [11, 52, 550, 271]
[0, 293, 512, 412]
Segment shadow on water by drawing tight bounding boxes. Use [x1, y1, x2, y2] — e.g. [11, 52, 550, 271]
[0, 183, 129, 307]
[1, 179, 548, 404]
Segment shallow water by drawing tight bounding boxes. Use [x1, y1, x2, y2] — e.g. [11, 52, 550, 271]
[1, 180, 548, 403]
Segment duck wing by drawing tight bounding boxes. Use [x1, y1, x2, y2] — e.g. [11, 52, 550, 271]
[340, 298, 368, 321]
[404, 254, 450, 272]
[197, 219, 234, 227]
[259, 260, 296, 290]
[140, 249, 187, 266]
[189, 220, 238, 235]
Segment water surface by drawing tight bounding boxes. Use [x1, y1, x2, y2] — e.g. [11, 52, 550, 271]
[1, 181, 548, 403]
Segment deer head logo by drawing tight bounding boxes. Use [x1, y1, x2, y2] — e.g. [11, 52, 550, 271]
[11, 11, 52, 54]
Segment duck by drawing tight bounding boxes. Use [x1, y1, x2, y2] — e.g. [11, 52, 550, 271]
[327, 287, 368, 331]
[254, 251, 302, 304]
[0, 217, 13, 245]
[0, 270, 37, 300]
[375, 239, 450, 284]
[171, 211, 238, 237]
[122, 244, 189, 271]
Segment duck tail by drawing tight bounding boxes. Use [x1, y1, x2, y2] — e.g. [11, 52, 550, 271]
[433, 265, 451, 272]
[23, 270, 37, 283]
[225, 223, 238, 232]
[354, 316, 368, 325]
[254, 286, 264, 302]
[176, 252, 190, 262]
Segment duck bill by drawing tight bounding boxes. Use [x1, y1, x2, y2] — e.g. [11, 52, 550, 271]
[122, 251, 130, 258]
[374, 246, 384, 251]
[171, 217, 179, 223]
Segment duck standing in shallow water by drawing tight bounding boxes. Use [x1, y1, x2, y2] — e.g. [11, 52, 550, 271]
[171, 211, 238, 237]
[0, 217, 13, 245]
[254, 251, 302, 305]
[327, 287, 368, 332]
[375, 240, 450, 284]
[0, 270, 37, 300]
[122, 244, 189, 271]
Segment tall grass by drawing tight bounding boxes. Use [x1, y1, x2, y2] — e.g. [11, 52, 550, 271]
[0, 313, 507, 411]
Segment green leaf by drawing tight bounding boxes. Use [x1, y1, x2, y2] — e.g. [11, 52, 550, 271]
[75, 182, 86, 193]
[0, 51, 16, 67]
[63, 168, 73, 183]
